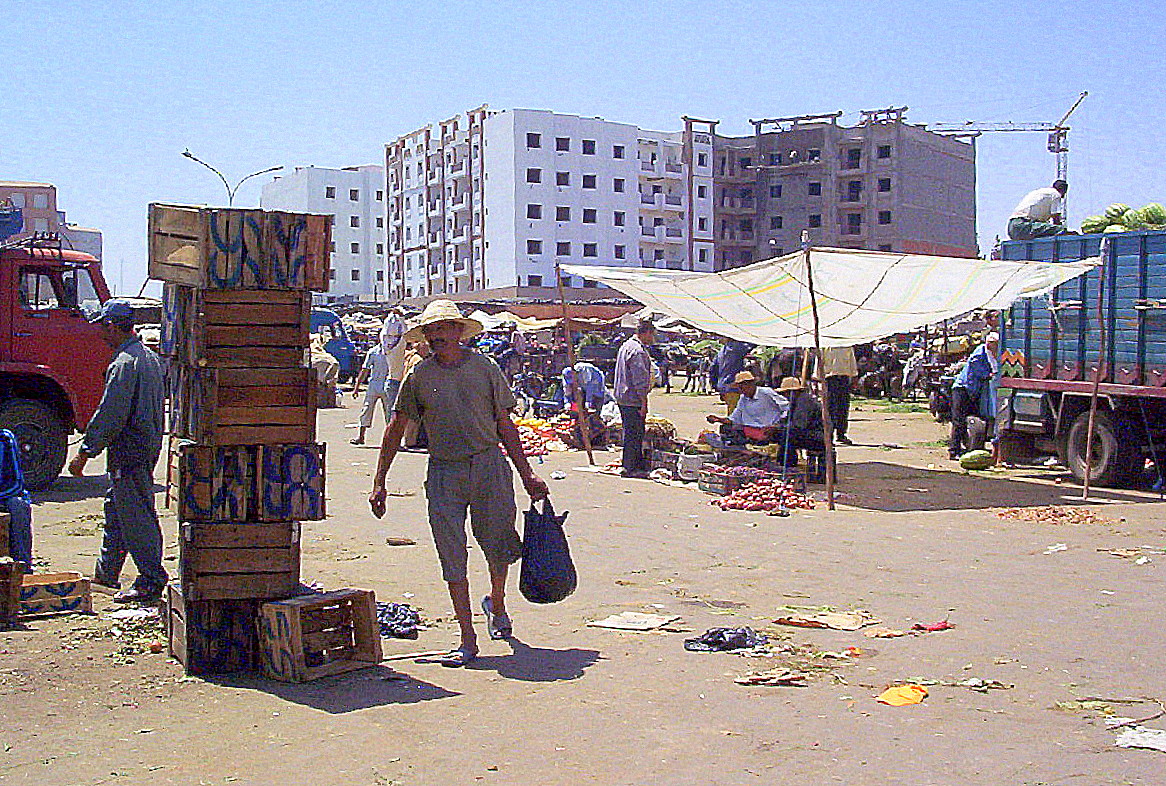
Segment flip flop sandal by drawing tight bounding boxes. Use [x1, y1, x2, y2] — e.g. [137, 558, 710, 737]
[434, 646, 478, 668]
[481, 596, 512, 640]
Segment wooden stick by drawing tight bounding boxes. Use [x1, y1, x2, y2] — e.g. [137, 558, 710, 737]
[555, 264, 595, 465]
[802, 239, 836, 510]
[1082, 238, 1110, 500]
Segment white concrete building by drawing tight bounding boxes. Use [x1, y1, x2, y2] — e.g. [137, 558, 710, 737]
[58, 213, 102, 260]
[385, 107, 715, 301]
[261, 165, 387, 301]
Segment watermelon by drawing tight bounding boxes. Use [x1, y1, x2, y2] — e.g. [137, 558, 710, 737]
[1121, 208, 1146, 229]
[1103, 224, 1128, 233]
[1141, 203, 1166, 225]
[1105, 203, 1131, 220]
[959, 450, 994, 470]
[1080, 215, 1108, 234]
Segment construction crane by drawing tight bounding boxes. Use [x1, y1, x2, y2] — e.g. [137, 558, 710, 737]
[931, 91, 1088, 186]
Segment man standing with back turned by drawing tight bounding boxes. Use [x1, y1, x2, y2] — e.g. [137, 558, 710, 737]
[614, 319, 656, 479]
[69, 299, 167, 603]
[368, 300, 548, 667]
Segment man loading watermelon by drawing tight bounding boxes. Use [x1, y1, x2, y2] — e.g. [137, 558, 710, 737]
[1007, 180, 1072, 240]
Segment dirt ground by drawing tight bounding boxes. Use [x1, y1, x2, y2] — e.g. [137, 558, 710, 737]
[3, 391, 1165, 786]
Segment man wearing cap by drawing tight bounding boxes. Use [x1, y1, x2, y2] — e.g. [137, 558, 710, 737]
[949, 332, 1000, 460]
[350, 311, 407, 445]
[776, 376, 825, 455]
[368, 300, 548, 667]
[1008, 180, 1071, 240]
[68, 299, 167, 603]
[706, 371, 788, 443]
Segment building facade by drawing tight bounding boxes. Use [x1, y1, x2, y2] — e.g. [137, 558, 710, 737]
[261, 165, 387, 302]
[384, 106, 977, 301]
[0, 181, 59, 237]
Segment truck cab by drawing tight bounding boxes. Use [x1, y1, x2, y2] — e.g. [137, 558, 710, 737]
[0, 238, 112, 488]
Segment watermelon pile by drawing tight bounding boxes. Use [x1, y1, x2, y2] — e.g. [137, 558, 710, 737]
[1080, 202, 1166, 234]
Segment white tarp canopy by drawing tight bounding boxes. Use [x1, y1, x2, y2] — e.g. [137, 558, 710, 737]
[564, 248, 1097, 347]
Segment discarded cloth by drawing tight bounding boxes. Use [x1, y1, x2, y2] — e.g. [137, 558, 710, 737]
[774, 609, 880, 631]
[911, 620, 955, 633]
[376, 601, 421, 639]
[877, 684, 928, 706]
[684, 626, 768, 652]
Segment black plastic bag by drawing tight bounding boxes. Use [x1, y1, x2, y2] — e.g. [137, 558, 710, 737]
[683, 626, 768, 652]
[519, 499, 576, 604]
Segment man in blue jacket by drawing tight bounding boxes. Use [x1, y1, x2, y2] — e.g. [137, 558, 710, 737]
[949, 332, 999, 460]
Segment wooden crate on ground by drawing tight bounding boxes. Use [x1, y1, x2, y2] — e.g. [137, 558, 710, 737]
[149, 204, 331, 291]
[171, 365, 316, 446]
[20, 572, 92, 616]
[0, 557, 26, 626]
[165, 583, 259, 676]
[179, 521, 300, 602]
[258, 589, 381, 683]
[256, 443, 326, 522]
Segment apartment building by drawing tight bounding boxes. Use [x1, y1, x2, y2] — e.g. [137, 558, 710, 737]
[711, 108, 977, 270]
[261, 165, 387, 301]
[0, 181, 59, 237]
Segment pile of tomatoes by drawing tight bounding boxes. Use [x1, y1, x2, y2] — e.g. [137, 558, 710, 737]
[712, 478, 814, 513]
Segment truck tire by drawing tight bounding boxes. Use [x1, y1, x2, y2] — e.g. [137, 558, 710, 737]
[1065, 410, 1139, 487]
[0, 398, 68, 491]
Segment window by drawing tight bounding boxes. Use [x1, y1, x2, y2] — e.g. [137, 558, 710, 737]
[769, 184, 782, 198]
[351, 269, 360, 281]
[614, 244, 626, 259]
[582, 208, 597, 224]
[809, 214, 822, 228]
[18, 270, 60, 311]
[846, 213, 863, 234]
[739, 157, 752, 169]
[527, 240, 543, 254]
[807, 148, 821, 163]
[376, 243, 384, 254]
[376, 190, 383, 201]
[697, 152, 708, 167]
[556, 241, 571, 256]
[527, 203, 542, 219]
[653, 249, 664, 261]
[527, 274, 543, 287]
[330, 241, 336, 251]
[613, 210, 626, 227]
[846, 180, 863, 201]
[877, 177, 891, 193]
[556, 171, 570, 186]
[350, 242, 360, 253]
[739, 219, 752, 232]
[526, 168, 541, 183]
[808, 182, 822, 196]
[583, 243, 597, 258]
[325, 186, 336, 199]
[613, 178, 625, 193]
[612, 144, 625, 159]
[582, 139, 596, 155]
[583, 280, 598, 289]
[555, 206, 571, 221]
[697, 185, 708, 199]
[878, 210, 892, 225]
[556, 137, 570, 152]
[770, 216, 783, 230]
[699, 248, 708, 264]
[845, 148, 861, 169]
[330, 269, 337, 280]
[350, 215, 360, 227]
[9, 193, 24, 207]
[350, 189, 360, 201]
[877, 145, 892, 159]
[698, 217, 707, 231]
[582, 174, 597, 189]
[526, 133, 541, 148]
[377, 270, 385, 281]
[376, 217, 384, 228]
[768, 152, 782, 165]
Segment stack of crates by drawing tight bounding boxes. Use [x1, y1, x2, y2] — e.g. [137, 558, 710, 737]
[149, 203, 332, 675]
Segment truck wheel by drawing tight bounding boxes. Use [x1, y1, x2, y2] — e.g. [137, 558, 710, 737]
[1065, 410, 1139, 487]
[0, 398, 68, 491]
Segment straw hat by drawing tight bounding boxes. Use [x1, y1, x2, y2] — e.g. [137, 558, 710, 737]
[731, 371, 757, 387]
[778, 376, 804, 391]
[403, 299, 483, 343]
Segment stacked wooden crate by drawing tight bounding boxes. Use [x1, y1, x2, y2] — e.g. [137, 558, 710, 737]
[150, 203, 332, 676]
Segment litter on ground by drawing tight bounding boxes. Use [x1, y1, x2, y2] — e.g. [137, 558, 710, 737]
[587, 611, 680, 631]
[774, 608, 880, 631]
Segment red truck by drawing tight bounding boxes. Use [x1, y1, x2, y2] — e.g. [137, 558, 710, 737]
[0, 236, 112, 488]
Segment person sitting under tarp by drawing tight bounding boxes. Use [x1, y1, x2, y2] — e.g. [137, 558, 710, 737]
[774, 376, 825, 461]
[705, 371, 788, 445]
[0, 429, 32, 565]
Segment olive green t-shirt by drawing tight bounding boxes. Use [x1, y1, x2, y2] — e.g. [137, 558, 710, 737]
[394, 350, 517, 461]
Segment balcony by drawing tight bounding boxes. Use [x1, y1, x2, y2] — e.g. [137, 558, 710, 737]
[427, 201, 441, 216]
[450, 195, 470, 211]
[428, 233, 443, 248]
[664, 162, 684, 177]
[427, 168, 441, 184]
[641, 160, 657, 173]
[451, 228, 470, 244]
[448, 160, 467, 177]
[664, 227, 683, 238]
[641, 226, 660, 239]
[640, 193, 658, 207]
[663, 194, 683, 208]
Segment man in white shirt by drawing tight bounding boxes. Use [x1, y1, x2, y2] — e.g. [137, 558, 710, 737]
[351, 312, 407, 445]
[1008, 180, 1070, 240]
[706, 371, 788, 443]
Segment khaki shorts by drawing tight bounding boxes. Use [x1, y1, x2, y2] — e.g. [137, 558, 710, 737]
[425, 446, 521, 583]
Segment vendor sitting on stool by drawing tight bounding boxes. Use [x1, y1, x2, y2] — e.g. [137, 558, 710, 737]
[706, 371, 788, 444]
[776, 376, 825, 457]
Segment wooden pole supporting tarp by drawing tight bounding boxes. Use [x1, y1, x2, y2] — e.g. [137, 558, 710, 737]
[555, 263, 595, 465]
[802, 235, 836, 510]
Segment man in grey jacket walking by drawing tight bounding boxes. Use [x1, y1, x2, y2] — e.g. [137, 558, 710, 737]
[69, 300, 167, 603]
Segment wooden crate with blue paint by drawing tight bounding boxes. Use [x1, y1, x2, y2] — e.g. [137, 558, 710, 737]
[258, 589, 381, 683]
[179, 521, 300, 602]
[175, 443, 253, 522]
[19, 572, 92, 617]
[1, 557, 26, 626]
[256, 443, 327, 522]
[170, 366, 316, 446]
[166, 582, 260, 676]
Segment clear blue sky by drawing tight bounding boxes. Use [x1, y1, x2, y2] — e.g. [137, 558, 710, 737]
[3, 0, 1163, 295]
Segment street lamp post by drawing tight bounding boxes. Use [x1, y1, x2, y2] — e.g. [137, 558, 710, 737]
[181, 149, 283, 206]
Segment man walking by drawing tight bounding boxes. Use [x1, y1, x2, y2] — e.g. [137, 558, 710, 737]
[614, 320, 655, 479]
[368, 300, 548, 667]
[1008, 180, 1070, 240]
[818, 346, 858, 445]
[69, 300, 167, 603]
[351, 311, 406, 445]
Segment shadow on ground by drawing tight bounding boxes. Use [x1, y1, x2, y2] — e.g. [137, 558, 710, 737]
[835, 460, 1159, 512]
[212, 665, 459, 713]
[470, 637, 601, 682]
[35, 474, 119, 504]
